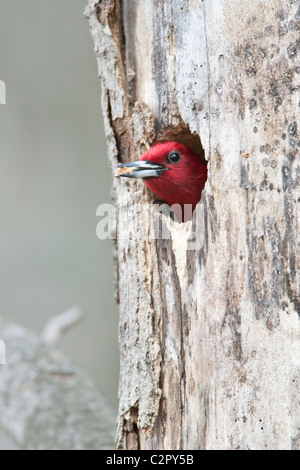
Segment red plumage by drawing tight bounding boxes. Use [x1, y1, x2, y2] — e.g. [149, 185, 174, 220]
[117, 140, 207, 222]
[141, 141, 207, 220]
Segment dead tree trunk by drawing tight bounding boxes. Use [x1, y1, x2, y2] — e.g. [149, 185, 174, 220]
[86, 0, 300, 450]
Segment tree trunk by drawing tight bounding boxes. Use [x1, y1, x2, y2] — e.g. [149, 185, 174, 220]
[86, 0, 300, 450]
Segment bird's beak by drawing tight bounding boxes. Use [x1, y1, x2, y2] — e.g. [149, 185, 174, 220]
[115, 160, 168, 179]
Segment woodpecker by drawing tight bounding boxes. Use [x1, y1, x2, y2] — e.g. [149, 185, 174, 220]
[115, 141, 207, 222]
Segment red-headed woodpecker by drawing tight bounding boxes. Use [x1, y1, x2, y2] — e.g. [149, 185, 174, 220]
[116, 141, 207, 222]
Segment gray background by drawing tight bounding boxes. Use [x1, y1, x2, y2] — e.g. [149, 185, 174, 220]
[0, 0, 119, 447]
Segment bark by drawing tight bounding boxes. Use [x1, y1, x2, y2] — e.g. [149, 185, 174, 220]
[86, 0, 300, 450]
[0, 318, 116, 450]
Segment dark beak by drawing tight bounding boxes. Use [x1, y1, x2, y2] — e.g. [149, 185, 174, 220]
[115, 160, 168, 179]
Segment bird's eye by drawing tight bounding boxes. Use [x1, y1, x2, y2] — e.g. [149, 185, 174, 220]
[167, 151, 181, 164]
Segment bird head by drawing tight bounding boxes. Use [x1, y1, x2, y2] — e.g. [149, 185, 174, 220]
[116, 141, 207, 221]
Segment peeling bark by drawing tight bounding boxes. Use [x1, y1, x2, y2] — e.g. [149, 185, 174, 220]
[86, 0, 300, 450]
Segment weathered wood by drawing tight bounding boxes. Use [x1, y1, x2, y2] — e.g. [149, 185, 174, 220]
[86, 0, 300, 450]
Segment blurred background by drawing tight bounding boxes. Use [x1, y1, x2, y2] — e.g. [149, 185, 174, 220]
[0, 0, 119, 448]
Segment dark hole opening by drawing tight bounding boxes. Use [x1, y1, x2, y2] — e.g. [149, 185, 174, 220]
[146, 121, 207, 223]
[154, 121, 206, 165]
